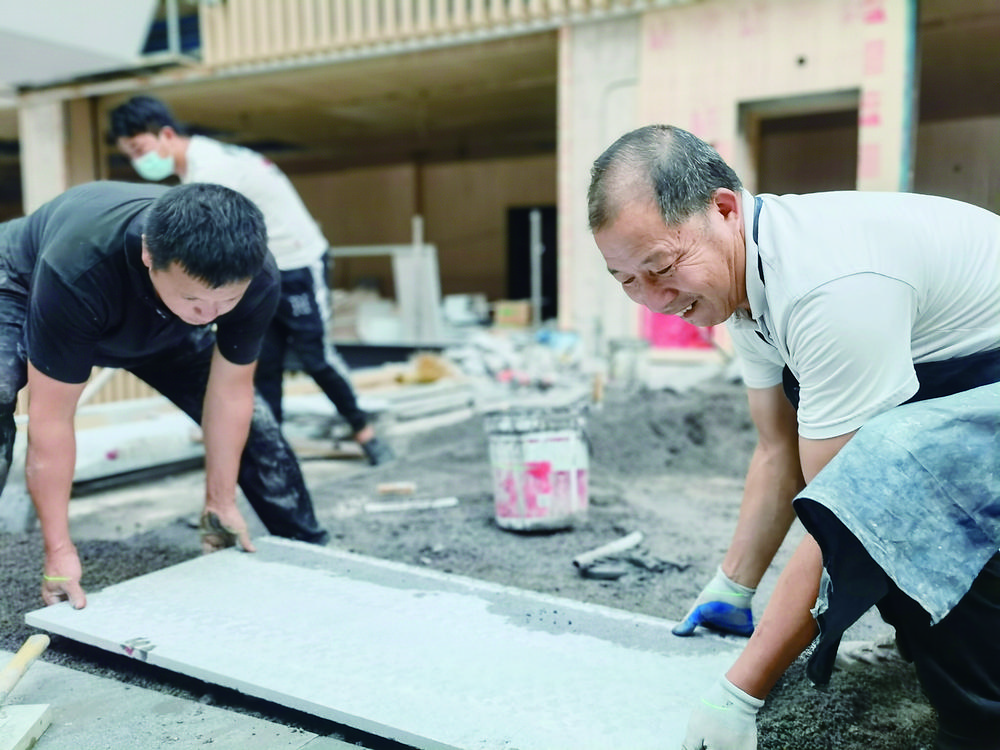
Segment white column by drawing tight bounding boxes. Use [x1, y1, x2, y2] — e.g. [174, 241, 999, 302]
[17, 97, 69, 213]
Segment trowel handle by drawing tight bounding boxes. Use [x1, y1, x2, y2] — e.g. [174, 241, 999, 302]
[0, 633, 50, 704]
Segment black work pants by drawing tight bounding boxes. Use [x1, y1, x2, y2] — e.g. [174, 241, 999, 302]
[255, 262, 368, 432]
[128, 329, 328, 543]
[787, 348, 1000, 749]
[879, 554, 1000, 750]
[0, 306, 327, 544]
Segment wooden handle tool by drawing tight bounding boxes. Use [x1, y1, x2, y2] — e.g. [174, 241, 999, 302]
[0, 634, 50, 706]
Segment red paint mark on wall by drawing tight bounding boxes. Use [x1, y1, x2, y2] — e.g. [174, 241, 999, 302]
[857, 143, 881, 180]
[859, 91, 882, 127]
[864, 39, 885, 76]
[738, 2, 766, 37]
[689, 107, 719, 139]
[647, 20, 673, 51]
[863, 0, 886, 23]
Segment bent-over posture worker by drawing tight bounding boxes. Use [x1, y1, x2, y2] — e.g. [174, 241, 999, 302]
[588, 124, 1000, 749]
[0, 181, 331, 609]
[110, 95, 393, 466]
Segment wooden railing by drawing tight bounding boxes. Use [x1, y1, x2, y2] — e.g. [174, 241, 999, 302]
[198, 0, 629, 67]
[15, 369, 160, 417]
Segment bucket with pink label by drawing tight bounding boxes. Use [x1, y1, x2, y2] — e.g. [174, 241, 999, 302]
[484, 407, 589, 531]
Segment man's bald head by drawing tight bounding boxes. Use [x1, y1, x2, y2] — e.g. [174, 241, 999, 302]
[587, 125, 742, 232]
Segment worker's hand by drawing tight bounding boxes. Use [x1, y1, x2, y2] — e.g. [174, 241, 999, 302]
[681, 677, 763, 750]
[199, 505, 255, 554]
[673, 567, 755, 637]
[42, 544, 87, 609]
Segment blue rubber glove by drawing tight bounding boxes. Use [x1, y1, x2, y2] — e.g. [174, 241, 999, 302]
[681, 677, 763, 750]
[672, 567, 755, 637]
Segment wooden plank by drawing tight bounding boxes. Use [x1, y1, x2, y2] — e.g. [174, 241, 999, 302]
[0, 704, 52, 750]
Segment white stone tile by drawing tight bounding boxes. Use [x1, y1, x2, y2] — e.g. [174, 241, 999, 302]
[27, 538, 743, 750]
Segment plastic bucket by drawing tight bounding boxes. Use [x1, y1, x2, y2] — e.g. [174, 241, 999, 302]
[484, 407, 588, 531]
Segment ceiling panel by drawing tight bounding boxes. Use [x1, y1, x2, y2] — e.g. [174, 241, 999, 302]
[104, 33, 559, 172]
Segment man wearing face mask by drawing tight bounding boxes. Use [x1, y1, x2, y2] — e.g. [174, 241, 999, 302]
[109, 95, 394, 466]
[0, 181, 331, 609]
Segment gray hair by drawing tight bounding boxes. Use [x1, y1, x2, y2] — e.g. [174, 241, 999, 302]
[588, 125, 742, 231]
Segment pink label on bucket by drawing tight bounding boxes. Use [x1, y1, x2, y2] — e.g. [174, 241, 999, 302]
[524, 461, 552, 517]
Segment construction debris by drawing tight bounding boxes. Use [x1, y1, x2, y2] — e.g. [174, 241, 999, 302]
[0, 634, 52, 750]
[571, 531, 690, 579]
[363, 496, 459, 513]
[572, 531, 644, 571]
[376, 481, 417, 495]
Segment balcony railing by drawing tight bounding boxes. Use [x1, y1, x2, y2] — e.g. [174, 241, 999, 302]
[198, 0, 632, 67]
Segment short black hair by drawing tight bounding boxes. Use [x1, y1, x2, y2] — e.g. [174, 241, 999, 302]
[109, 95, 182, 138]
[144, 183, 268, 287]
[588, 124, 742, 231]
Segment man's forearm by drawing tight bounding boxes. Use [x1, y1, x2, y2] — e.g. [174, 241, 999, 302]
[722, 440, 805, 588]
[26, 420, 77, 553]
[202, 384, 253, 505]
[201, 347, 255, 506]
[726, 533, 823, 698]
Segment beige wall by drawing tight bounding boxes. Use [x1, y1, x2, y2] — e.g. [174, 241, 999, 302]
[638, 0, 914, 192]
[292, 154, 556, 302]
[558, 16, 642, 348]
[421, 154, 555, 301]
[914, 116, 1000, 214]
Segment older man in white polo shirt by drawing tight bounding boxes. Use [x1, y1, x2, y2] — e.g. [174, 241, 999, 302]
[588, 123, 1000, 750]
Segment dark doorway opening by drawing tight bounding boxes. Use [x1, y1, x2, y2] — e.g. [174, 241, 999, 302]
[757, 109, 859, 193]
[506, 205, 558, 322]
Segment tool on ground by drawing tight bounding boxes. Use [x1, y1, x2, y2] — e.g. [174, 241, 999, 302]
[572, 531, 644, 572]
[364, 496, 458, 513]
[0, 633, 53, 750]
[376, 481, 417, 495]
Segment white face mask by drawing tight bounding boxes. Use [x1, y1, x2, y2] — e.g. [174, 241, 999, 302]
[132, 150, 175, 182]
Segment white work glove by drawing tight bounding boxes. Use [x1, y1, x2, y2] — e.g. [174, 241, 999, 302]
[673, 566, 755, 637]
[681, 677, 763, 750]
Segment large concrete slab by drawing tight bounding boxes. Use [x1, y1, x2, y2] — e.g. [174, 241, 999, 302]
[0, 648, 357, 750]
[27, 538, 743, 750]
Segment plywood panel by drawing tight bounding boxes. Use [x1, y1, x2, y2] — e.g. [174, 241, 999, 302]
[914, 116, 1000, 213]
[421, 154, 556, 300]
[640, 0, 870, 175]
[559, 16, 642, 343]
[27, 538, 743, 750]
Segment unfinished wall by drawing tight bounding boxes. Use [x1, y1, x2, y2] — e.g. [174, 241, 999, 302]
[914, 116, 1000, 214]
[558, 16, 642, 349]
[421, 154, 555, 301]
[292, 155, 556, 302]
[293, 164, 418, 298]
[638, 0, 914, 191]
[560, 0, 916, 351]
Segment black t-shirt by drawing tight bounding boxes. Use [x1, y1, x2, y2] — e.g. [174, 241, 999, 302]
[0, 181, 279, 383]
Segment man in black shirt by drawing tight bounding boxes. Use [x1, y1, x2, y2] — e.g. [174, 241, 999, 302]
[0, 181, 329, 609]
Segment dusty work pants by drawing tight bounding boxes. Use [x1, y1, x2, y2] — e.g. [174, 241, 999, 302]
[789, 348, 1000, 750]
[255, 260, 368, 432]
[0, 305, 328, 545]
[125, 329, 330, 544]
[798, 503, 1000, 750]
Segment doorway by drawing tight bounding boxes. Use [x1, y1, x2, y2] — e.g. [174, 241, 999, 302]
[506, 205, 558, 322]
[756, 109, 859, 193]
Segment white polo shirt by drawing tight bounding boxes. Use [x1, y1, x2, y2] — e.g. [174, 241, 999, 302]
[182, 136, 328, 271]
[726, 189, 1000, 439]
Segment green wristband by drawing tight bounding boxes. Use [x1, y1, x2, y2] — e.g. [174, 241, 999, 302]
[43, 575, 71, 582]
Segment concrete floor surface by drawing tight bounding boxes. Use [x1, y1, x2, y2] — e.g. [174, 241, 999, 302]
[0, 647, 360, 750]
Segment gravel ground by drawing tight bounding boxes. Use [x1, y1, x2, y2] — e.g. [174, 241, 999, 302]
[1, 374, 938, 748]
